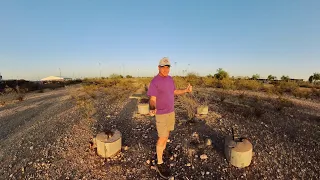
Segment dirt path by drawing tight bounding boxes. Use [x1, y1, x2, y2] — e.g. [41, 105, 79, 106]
[0, 87, 82, 179]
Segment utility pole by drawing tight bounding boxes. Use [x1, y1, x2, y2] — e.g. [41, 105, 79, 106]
[174, 62, 177, 76]
[99, 62, 101, 78]
[59, 68, 61, 77]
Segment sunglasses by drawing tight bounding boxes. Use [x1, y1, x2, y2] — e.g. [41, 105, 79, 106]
[159, 65, 171, 68]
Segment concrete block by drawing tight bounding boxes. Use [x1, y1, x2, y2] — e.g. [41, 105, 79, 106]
[95, 130, 122, 158]
[138, 104, 149, 115]
[224, 136, 253, 168]
[197, 105, 209, 115]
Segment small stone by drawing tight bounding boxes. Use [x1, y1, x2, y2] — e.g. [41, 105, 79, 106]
[201, 171, 205, 176]
[169, 176, 174, 180]
[186, 163, 191, 167]
[170, 163, 174, 167]
[174, 154, 178, 158]
[192, 132, 199, 138]
[170, 156, 174, 160]
[167, 139, 171, 143]
[146, 160, 150, 164]
[30, 146, 34, 150]
[195, 155, 198, 158]
[206, 172, 210, 175]
[200, 154, 208, 160]
[205, 138, 212, 146]
[106, 115, 111, 118]
[124, 146, 129, 151]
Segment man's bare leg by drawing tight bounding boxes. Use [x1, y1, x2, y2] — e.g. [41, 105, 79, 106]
[157, 136, 168, 164]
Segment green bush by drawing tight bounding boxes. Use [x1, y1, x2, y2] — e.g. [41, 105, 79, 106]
[235, 79, 262, 91]
[219, 78, 235, 89]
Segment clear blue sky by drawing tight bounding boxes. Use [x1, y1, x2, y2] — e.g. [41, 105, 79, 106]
[0, 0, 319, 80]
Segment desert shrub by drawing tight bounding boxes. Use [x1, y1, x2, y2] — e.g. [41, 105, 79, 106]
[298, 81, 314, 89]
[185, 73, 203, 87]
[293, 88, 312, 99]
[214, 68, 229, 80]
[311, 88, 320, 98]
[115, 79, 136, 90]
[173, 76, 188, 89]
[202, 77, 217, 88]
[260, 85, 274, 95]
[219, 78, 235, 89]
[235, 79, 262, 91]
[278, 81, 299, 93]
[177, 94, 199, 120]
[16, 94, 25, 101]
[137, 77, 153, 87]
[275, 96, 294, 111]
[75, 95, 95, 118]
[126, 75, 133, 78]
[109, 73, 123, 79]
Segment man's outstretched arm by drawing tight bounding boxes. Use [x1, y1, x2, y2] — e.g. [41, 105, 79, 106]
[174, 83, 192, 95]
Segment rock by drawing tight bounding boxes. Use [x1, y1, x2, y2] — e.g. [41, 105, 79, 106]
[200, 154, 208, 160]
[146, 160, 150, 164]
[192, 132, 199, 138]
[169, 176, 174, 180]
[174, 154, 178, 158]
[106, 115, 111, 118]
[170, 163, 174, 167]
[205, 138, 212, 146]
[206, 172, 210, 175]
[195, 155, 198, 158]
[201, 171, 205, 176]
[30, 146, 34, 150]
[170, 156, 174, 160]
[186, 163, 191, 167]
[124, 146, 129, 151]
[167, 139, 171, 143]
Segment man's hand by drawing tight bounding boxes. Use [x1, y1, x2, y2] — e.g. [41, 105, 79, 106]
[186, 83, 192, 93]
[149, 109, 157, 116]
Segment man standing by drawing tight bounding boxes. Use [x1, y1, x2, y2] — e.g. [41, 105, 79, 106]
[147, 57, 192, 178]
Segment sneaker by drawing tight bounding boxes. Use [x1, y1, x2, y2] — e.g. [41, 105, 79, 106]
[156, 163, 171, 179]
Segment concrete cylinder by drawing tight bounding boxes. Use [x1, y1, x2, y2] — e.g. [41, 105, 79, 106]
[138, 104, 149, 115]
[95, 130, 122, 158]
[224, 136, 253, 168]
[197, 105, 209, 115]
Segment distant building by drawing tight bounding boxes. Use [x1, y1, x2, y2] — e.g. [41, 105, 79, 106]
[40, 76, 72, 82]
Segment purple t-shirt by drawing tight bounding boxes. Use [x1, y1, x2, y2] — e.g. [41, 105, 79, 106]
[147, 74, 176, 115]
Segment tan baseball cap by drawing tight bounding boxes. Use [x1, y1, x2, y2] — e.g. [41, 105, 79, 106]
[159, 57, 171, 67]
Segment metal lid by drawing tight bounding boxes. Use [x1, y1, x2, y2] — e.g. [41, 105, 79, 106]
[96, 132, 110, 143]
[233, 139, 253, 152]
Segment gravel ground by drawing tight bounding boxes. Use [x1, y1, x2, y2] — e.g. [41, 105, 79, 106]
[0, 85, 319, 180]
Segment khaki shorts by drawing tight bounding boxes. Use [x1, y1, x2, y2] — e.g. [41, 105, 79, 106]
[156, 111, 175, 137]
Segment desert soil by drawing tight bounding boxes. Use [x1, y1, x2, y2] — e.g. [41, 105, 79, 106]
[0, 85, 319, 180]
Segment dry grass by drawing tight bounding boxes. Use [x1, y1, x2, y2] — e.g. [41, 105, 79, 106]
[177, 94, 199, 120]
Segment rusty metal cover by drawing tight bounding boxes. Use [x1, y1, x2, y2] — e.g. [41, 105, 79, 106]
[96, 132, 110, 143]
[233, 139, 253, 152]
